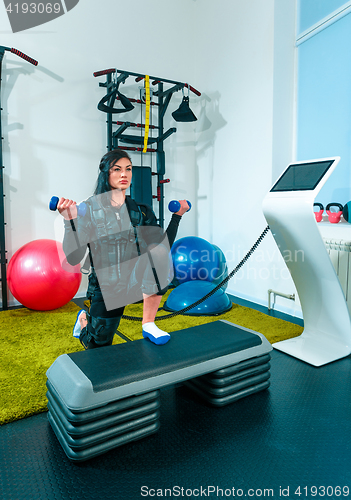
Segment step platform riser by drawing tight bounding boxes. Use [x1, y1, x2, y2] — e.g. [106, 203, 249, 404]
[46, 321, 273, 461]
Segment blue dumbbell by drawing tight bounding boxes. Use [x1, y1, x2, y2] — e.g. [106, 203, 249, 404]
[168, 200, 191, 213]
[49, 196, 87, 217]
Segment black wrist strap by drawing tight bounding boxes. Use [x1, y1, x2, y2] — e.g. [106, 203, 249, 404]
[69, 219, 77, 232]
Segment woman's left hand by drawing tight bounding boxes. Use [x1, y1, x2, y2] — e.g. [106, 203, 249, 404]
[175, 200, 190, 216]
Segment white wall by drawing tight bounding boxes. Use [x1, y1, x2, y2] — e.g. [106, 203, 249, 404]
[1, 0, 298, 314]
[191, 0, 299, 315]
[1, 0, 201, 304]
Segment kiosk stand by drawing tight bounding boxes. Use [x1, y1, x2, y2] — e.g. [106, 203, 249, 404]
[263, 157, 351, 366]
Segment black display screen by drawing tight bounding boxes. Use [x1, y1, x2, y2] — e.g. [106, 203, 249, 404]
[270, 160, 335, 192]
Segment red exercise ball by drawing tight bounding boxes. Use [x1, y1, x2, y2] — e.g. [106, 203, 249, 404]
[7, 239, 82, 311]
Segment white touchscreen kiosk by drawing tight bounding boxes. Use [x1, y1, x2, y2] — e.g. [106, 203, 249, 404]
[262, 157, 351, 366]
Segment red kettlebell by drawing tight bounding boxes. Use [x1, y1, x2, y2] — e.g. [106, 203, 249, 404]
[326, 202, 343, 223]
[313, 203, 324, 223]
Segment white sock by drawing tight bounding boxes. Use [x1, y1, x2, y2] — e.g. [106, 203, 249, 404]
[73, 310, 86, 338]
[142, 322, 170, 345]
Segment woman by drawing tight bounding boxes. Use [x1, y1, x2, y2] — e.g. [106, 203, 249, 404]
[58, 149, 189, 349]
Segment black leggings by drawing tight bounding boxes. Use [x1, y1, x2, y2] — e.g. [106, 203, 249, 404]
[80, 285, 168, 350]
[89, 283, 168, 319]
[79, 289, 123, 349]
[89, 288, 125, 319]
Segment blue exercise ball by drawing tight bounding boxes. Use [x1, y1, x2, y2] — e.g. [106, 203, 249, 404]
[164, 281, 232, 316]
[171, 236, 219, 285]
[211, 244, 228, 290]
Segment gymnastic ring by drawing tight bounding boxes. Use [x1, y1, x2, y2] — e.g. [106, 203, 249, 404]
[97, 85, 134, 114]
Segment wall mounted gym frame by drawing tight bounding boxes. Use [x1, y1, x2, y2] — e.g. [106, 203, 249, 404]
[93, 68, 201, 228]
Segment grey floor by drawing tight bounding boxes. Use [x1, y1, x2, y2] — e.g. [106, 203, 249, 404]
[1, 299, 350, 500]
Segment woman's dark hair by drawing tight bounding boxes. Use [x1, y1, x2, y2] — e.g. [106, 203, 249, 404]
[94, 149, 132, 195]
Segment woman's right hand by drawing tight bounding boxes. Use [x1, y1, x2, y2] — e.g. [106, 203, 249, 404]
[57, 197, 78, 220]
[175, 200, 190, 216]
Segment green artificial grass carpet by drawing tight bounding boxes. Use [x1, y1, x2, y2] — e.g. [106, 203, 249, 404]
[0, 295, 303, 425]
[118, 297, 303, 344]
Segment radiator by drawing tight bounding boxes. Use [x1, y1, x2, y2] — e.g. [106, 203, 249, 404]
[323, 239, 351, 314]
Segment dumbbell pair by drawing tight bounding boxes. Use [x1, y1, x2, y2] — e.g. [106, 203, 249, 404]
[50, 196, 191, 216]
[314, 202, 344, 223]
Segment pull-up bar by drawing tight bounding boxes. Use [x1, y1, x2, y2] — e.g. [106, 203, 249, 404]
[113, 121, 159, 130]
[0, 46, 38, 66]
[150, 80, 201, 97]
[115, 95, 159, 106]
[118, 146, 157, 153]
[93, 68, 201, 97]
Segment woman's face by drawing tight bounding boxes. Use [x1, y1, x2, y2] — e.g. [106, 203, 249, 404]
[108, 157, 132, 191]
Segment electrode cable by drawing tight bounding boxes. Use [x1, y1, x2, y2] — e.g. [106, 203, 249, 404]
[121, 225, 270, 321]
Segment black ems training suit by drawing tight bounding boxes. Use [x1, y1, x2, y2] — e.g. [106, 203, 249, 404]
[63, 195, 181, 349]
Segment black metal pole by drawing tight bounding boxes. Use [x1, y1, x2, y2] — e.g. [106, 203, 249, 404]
[0, 47, 37, 310]
[106, 73, 113, 151]
[0, 49, 8, 309]
[157, 82, 165, 228]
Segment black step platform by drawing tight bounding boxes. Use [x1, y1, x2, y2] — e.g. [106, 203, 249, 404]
[46, 320, 272, 461]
